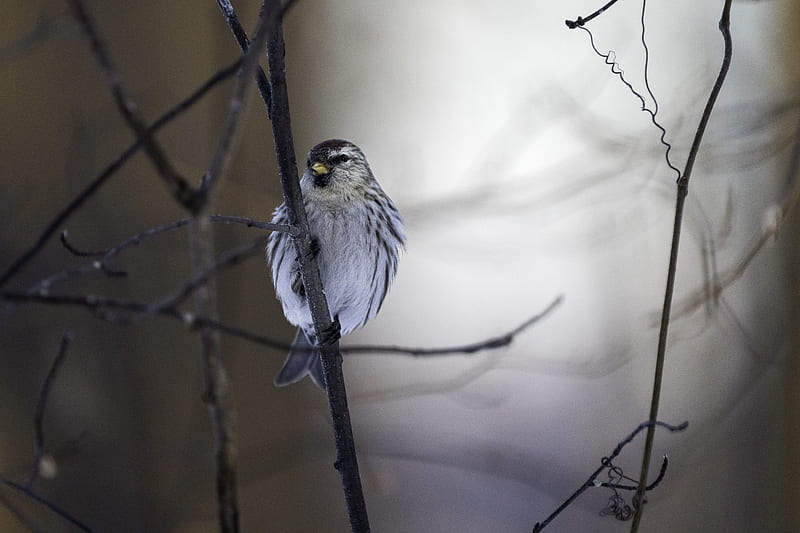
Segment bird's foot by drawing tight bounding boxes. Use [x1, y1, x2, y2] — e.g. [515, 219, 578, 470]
[317, 315, 341, 346]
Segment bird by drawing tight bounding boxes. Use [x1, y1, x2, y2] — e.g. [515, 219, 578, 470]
[267, 139, 405, 389]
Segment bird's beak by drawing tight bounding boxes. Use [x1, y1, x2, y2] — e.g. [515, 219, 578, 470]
[310, 162, 330, 176]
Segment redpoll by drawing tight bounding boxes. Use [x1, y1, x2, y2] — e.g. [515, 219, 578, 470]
[267, 139, 405, 389]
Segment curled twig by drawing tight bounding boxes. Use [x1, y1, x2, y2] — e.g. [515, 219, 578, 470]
[531, 420, 687, 532]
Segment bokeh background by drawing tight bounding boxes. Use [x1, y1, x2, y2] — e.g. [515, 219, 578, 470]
[1, 0, 798, 531]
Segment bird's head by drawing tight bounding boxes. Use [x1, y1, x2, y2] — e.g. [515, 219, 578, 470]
[301, 139, 374, 204]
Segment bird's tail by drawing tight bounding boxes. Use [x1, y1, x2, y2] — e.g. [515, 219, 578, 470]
[274, 328, 325, 390]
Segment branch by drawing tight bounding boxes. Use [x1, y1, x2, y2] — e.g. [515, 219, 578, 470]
[190, 2, 279, 531]
[343, 295, 563, 356]
[262, 14, 371, 532]
[24, 330, 73, 489]
[630, 2, 733, 531]
[0, 58, 241, 289]
[149, 236, 266, 314]
[0, 474, 95, 533]
[532, 420, 688, 532]
[0, 330, 95, 533]
[66, 0, 197, 211]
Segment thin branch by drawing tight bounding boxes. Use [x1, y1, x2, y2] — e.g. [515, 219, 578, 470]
[573, 2, 681, 178]
[565, 0, 622, 29]
[0, 11, 74, 65]
[66, 0, 197, 211]
[24, 330, 73, 489]
[215, 0, 273, 116]
[630, 2, 733, 531]
[343, 295, 563, 355]
[60, 215, 291, 258]
[0, 474, 95, 533]
[148, 236, 266, 314]
[263, 13, 371, 531]
[0, 58, 241, 289]
[532, 420, 688, 533]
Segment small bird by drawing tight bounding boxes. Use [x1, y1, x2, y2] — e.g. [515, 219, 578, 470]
[267, 139, 405, 389]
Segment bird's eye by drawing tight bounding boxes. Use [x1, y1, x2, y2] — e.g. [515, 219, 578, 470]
[330, 154, 350, 165]
[306, 157, 312, 168]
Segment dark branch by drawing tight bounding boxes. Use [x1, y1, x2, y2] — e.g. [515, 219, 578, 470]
[264, 14, 371, 531]
[0, 474, 95, 533]
[630, 2, 734, 531]
[24, 329, 73, 489]
[343, 295, 563, 356]
[215, 0, 273, 116]
[565, 0, 621, 29]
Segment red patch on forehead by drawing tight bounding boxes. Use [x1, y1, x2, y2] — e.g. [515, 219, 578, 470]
[312, 139, 351, 152]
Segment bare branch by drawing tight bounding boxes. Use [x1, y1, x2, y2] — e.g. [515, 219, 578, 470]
[263, 14, 371, 532]
[343, 295, 563, 356]
[25, 330, 73, 489]
[0, 474, 95, 533]
[148, 236, 266, 314]
[630, 2, 734, 530]
[191, 2, 281, 531]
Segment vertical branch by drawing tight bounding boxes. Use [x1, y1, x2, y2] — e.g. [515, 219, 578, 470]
[190, 2, 277, 531]
[25, 329, 73, 489]
[629, 1, 734, 531]
[265, 17, 371, 533]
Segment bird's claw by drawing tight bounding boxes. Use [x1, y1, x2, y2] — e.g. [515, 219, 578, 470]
[307, 236, 321, 261]
[318, 315, 341, 346]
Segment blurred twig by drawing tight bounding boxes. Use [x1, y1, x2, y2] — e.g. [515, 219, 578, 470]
[24, 329, 73, 489]
[0, 58, 241, 288]
[0, 331, 95, 533]
[0, 474, 95, 533]
[67, 0, 198, 211]
[188, 2, 279, 531]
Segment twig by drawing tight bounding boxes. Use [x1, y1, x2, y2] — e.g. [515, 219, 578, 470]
[66, 0, 197, 211]
[0, 474, 95, 533]
[60, 215, 291, 258]
[532, 420, 688, 532]
[24, 330, 74, 489]
[263, 14, 371, 532]
[0, 58, 241, 289]
[0, 331, 94, 532]
[343, 295, 563, 355]
[565, 0, 622, 29]
[215, 0, 273, 116]
[630, 2, 734, 531]
[148, 236, 266, 314]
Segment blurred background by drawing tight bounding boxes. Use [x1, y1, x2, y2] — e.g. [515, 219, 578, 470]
[1, 0, 798, 531]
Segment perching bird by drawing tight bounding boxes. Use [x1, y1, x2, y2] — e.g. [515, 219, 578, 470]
[267, 139, 405, 389]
